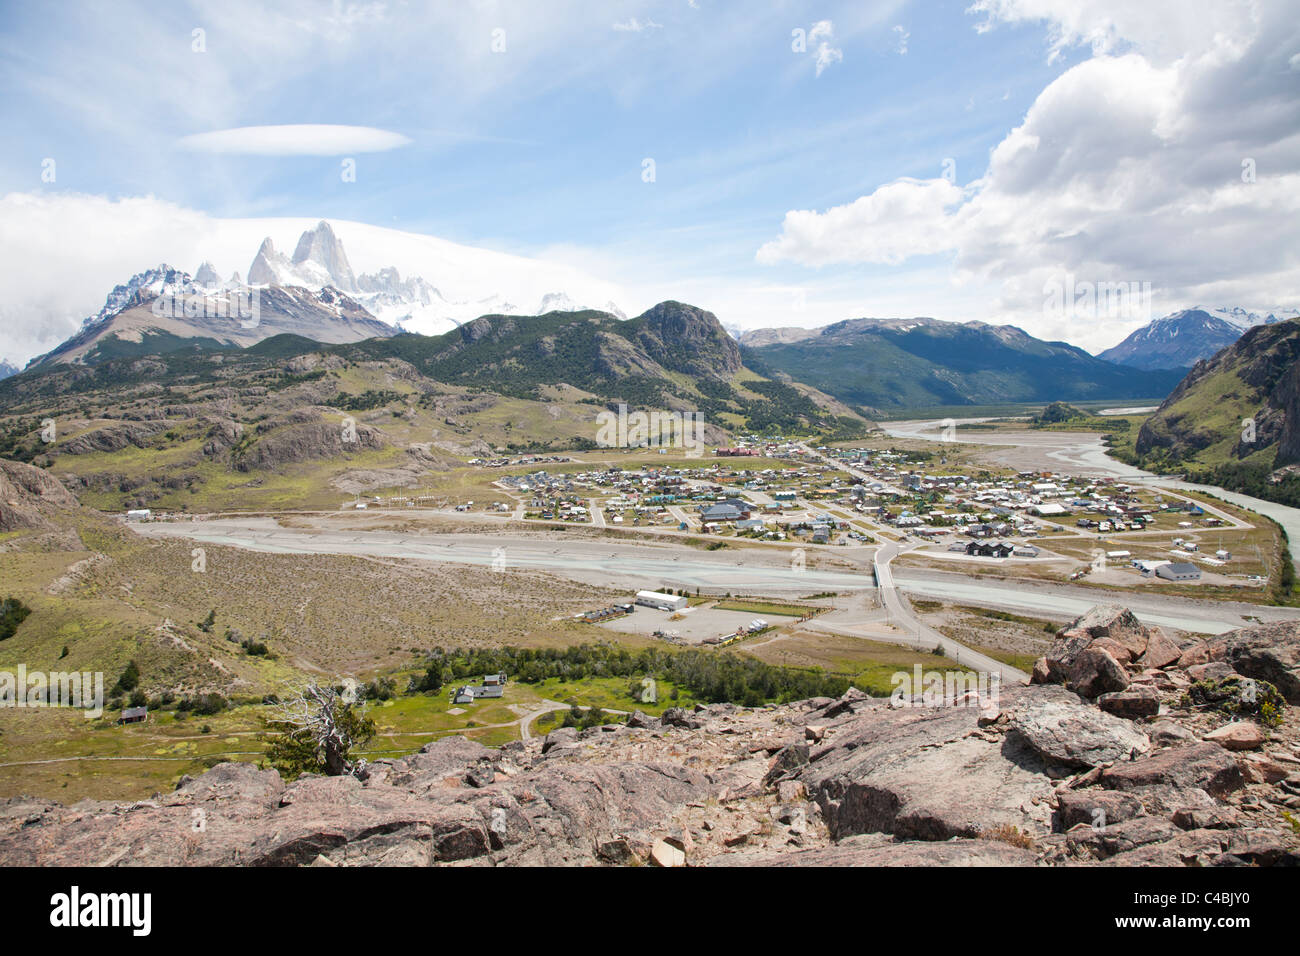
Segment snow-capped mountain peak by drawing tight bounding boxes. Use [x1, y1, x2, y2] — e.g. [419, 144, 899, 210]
[247, 238, 296, 287]
[1097, 306, 1299, 371]
[80, 265, 195, 332]
[289, 220, 356, 292]
[194, 261, 221, 289]
[236, 222, 625, 335]
[1201, 305, 1300, 330]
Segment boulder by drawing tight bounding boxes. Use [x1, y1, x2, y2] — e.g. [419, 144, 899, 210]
[1097, 686, 1160, 720]
[1055, 790, 1145, 831]
[1218, 829, 1300, 867]
[1147, 720, 1198, 748]
[1062, 605, 1152, 659]
[763, 743, 810, 786]
[1008, 700, 1149, 769]
[820, 686, 872, 719]
[649, 839, 686, 867]
[1102, 827, 1229, 867]
[1139, 630, 1183, 669]
[626, 710, 658, 730]
[541, 728, 580, 754]
[660, 708, 702, 730]
[1066, 816, 1182, 859]
[1177, 640, 1226, 668]
[1171, 806, 1238, 831]
[1203, 722, 1265, 751]
[803, 685, 1068, 841]
[713, 833, 1039, 867]
[1030, 657, 1053, 684]
[1220, 620, 1300, 703]
[1101, 743, 1247, 798]
[1066, 647, 1130, 698]
[1187, 662, 1237, 682]
[1090, 637, 1135, 666]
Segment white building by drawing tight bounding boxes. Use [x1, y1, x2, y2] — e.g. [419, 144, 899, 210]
[1156, 562, 1201, 582]
[635, 590, 688, 611]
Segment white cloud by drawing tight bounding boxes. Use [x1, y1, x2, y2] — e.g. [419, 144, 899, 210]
[966, 0, 1259, 64]
[0, 192, 628, 366]
[176, 124, 411, 156]
[759, 0, 1300, 350]
[809, 20, 844, 76]
[894, 25, 910, 55]
[757, 178, 967, 266]
[613, 18, 663, 33]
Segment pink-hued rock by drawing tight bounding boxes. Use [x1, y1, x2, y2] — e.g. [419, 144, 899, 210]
[1067, 647, 1131, 698]
[1203, 722, 1265, 752]
[1098, 686, 1161, 719]
[1140, 630, 1184, 669]
[1178, 641, 1227, 668]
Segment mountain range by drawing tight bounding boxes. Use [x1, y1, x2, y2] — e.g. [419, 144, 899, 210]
[239, 221, 626, 333]
[738, 317, 1186, 411]
[0, 299, 866, 513]
[27, 264, 397, 367]
[13, 217, 1294, 420]
[22, 221, 633, 369]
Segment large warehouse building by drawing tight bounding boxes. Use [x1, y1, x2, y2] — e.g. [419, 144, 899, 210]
[635, 590, 688, 611]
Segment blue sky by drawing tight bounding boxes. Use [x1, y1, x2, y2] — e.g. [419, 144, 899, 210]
[1, 0, 1297, 365]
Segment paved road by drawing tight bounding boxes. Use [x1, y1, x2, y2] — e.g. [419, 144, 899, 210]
[134, 519, 1300, 636]
[135, 518, 876, 595]
[872, 540, 1029, 684]
[892, 567, 1300, 634]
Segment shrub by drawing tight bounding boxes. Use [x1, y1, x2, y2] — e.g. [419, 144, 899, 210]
[1183, 676, 1285, 728]
[110, 660, 140, 695]
[0, 597, 32, 642]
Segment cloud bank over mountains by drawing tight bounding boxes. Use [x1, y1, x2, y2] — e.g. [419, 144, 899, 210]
[757, 0, 1300, 348]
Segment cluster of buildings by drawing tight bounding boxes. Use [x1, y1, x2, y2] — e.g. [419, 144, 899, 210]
[949, 540, 1041, 559]
[450, 672, 509, 705]
[579, 603, 635, 623]
[468, 455, 576, 468]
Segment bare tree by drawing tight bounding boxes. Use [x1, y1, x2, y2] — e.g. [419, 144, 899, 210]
[263, 681, 376, 778]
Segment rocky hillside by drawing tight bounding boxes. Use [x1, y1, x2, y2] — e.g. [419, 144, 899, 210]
[740, 317, 1184, 412]
[0, 458, 78, 533]
[1133, 318, 1300, 501]
[5, 606, 1296, 867]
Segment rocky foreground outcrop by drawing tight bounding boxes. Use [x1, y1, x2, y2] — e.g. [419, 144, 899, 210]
[3, 607, 1299, 867]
